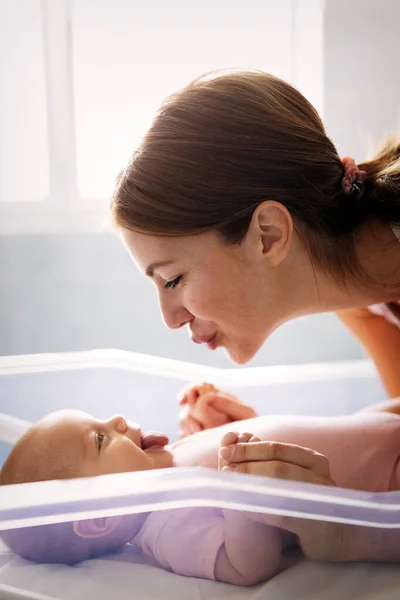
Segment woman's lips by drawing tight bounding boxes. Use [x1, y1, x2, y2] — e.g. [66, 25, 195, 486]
[205, 334, 218, 350]
[192, 333, 218, 350]
[140, 432, 169, 450]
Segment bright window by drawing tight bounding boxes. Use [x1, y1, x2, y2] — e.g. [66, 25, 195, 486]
[0, 0, 49, 203]
[0, 0, 324, 234]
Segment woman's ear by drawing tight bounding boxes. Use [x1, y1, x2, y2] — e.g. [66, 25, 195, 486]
[73, 516, 124, 539]
[248, 201, 293, 266]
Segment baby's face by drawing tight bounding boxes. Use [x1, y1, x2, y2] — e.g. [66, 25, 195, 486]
[29, 410, 172, 479]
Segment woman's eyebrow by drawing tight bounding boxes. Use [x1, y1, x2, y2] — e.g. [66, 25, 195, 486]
[145, 260, 175, 277]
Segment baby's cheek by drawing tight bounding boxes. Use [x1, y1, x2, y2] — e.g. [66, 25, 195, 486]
[99, 441, 149, 475]
[125, 446, 153, 473]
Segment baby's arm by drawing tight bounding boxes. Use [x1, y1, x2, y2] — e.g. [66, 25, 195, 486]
[214, 432, 285, 585]
[358, 397, 400, 415]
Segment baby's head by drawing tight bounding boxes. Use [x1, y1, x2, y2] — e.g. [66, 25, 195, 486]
[0, 410, 171, 564]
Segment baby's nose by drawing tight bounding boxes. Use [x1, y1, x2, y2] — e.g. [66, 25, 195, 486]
[111, 415, 128, 434]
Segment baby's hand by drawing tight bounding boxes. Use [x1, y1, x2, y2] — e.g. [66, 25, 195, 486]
[179, 382, 217, 408]
[218, 431, 261, 471]
[178, 383, 224, 437]
[178, 384, 257, 439]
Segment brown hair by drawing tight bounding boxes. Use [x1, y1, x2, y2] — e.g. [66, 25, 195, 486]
[111, 70, 400, 283]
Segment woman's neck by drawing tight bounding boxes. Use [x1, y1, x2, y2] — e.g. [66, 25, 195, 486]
[315, 221, 400, 312]
[283, 221, 400, 319]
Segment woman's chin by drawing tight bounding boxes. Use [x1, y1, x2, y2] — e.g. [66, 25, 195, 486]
[224, 343, 259, 365]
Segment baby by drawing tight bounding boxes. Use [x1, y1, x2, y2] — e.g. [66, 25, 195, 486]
[1, 384, 400, 586]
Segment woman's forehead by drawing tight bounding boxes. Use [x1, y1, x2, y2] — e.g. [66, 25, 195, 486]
[121, 228, 218, 270]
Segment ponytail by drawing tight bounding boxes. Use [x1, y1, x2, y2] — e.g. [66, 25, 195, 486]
[359, 138, 400, 225]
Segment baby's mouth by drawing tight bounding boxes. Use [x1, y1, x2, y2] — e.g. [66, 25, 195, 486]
[140, 432, 169, 450]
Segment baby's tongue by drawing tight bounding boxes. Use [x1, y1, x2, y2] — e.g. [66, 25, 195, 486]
[141, 432, 169, 450]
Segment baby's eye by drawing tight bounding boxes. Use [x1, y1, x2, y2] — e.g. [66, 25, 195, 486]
[164, 274, 183, 290]
[95, 432, 106, 451]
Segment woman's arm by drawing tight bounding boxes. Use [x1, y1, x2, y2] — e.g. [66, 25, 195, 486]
[337, 307, 400, 398]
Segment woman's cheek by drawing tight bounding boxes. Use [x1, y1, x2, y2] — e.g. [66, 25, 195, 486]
[185, 284, 218, 319]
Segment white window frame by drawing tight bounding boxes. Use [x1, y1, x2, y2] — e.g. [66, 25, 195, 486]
[0, 0, 325, 235]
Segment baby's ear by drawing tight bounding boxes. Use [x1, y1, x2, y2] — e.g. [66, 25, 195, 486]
[73, 516, 123, 539]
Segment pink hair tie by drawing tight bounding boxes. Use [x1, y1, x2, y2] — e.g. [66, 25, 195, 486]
[341, 157, 367, 197]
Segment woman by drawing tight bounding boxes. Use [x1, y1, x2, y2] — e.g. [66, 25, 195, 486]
[111, 70, 400, 398]
[112, 73, 399, 451]
[109, 71, 400, 562]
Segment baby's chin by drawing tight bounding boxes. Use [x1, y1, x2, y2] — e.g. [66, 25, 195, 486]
[145, 447, 174, 470]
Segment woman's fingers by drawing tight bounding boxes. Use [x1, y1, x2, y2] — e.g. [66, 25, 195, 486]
[219, 441, 331, 479]
[236, 432, 260, 443]
[178, 386, 257, 434]
[192, 392, 256, 427]
[206, 391, 257, 421]
[218, 434, 237, 470]
[178, 387, 199, 406]
[193, 399, 231, 428]
[178, 382, 216, 406]
[219, 432, 261, 470]
[220, 431, 239, 446]
[222, 460, 333, 485]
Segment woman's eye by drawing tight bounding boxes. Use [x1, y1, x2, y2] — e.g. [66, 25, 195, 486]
[96, 433, 106, 451]
[164, 275, 183, 290]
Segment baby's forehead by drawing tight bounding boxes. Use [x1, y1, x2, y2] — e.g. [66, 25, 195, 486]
[6, 411, 91, 485]
[31, 411, 93, 457]
[38, 409, 93, 429]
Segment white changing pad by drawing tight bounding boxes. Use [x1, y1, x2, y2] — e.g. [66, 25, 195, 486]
[1, 539, 400, 600]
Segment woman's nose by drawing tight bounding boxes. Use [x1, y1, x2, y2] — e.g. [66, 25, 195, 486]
[160, 297, 192, 330]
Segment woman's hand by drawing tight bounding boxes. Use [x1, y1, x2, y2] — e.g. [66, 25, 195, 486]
[178, 383, 257, 438]
[218, 432, 347, 561]
[218, 431, 334, 485]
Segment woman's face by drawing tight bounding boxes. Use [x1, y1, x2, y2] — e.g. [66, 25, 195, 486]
[121, 213, 305, 364]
